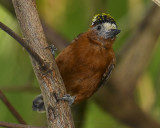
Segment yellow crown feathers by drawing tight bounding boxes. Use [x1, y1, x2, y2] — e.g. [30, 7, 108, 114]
[92, 13, 116, 26]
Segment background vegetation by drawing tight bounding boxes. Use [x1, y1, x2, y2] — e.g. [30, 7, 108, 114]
[0, 0, 160, 128]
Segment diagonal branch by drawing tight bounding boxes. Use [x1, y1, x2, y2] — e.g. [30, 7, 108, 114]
[0, 90, 26, 124]
[11, 0, 74, 127]
[95, 3, 160, 128]
[0, 22, 49, 72]
[0, 0, 69, 51]
[152, 0, 160, 7]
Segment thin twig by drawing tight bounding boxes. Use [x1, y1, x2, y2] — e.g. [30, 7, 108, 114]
[0, 121, 46, 128]
[0, 90, 26, 124]
[0, 0, 69, 51]
[0, 22, 49, 71]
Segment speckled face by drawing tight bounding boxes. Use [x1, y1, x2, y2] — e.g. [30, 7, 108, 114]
[91, 13, 120, 39]
[103, 22, 117, 30]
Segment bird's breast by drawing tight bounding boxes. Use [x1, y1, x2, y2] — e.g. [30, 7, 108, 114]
[56, 35, 115, 103]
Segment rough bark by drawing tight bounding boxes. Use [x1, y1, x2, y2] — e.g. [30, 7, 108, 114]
[11, 0, 74, 127]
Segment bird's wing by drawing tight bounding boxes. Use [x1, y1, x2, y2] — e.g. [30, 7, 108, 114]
[99, 63, 115, 87]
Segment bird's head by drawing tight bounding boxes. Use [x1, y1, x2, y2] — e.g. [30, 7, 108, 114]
[88, 13, 120, 48]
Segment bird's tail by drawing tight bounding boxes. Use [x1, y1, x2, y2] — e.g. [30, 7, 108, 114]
[32, 94, 46, 112]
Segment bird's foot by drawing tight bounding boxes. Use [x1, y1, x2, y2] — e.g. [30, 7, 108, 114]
[61, 94, 75, 105]
[32, 93, 75, 113]
[45, 44, 57, 56]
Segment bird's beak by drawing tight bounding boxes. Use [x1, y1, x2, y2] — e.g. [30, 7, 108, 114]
[106, 29, 121, 39]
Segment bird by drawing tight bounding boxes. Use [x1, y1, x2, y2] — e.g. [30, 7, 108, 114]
[32, 13, 120, 112]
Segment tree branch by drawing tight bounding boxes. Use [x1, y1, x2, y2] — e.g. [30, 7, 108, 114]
[95, 3, 160, 128]
[153, 0, 160, 7]
[0, 90, 26, 124]
[11, 0, 74, 127]
[0, 0, 69, 51]
[72, 102, 87, 128]
[0, 22, 49, 72]
[0, 121, 46, 128]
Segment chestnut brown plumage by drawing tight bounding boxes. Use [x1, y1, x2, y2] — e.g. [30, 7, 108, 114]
[32, 13, 120, 111]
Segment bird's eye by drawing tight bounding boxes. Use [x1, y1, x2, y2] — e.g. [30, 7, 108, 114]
[97, 25, 101, 31]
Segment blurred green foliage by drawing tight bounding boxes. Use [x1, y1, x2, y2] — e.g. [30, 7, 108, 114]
[0, 0, 160, 127]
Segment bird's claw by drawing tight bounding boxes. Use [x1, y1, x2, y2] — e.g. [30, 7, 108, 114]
[45, 44, 57, 56]
[61, 94, 75, 105]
